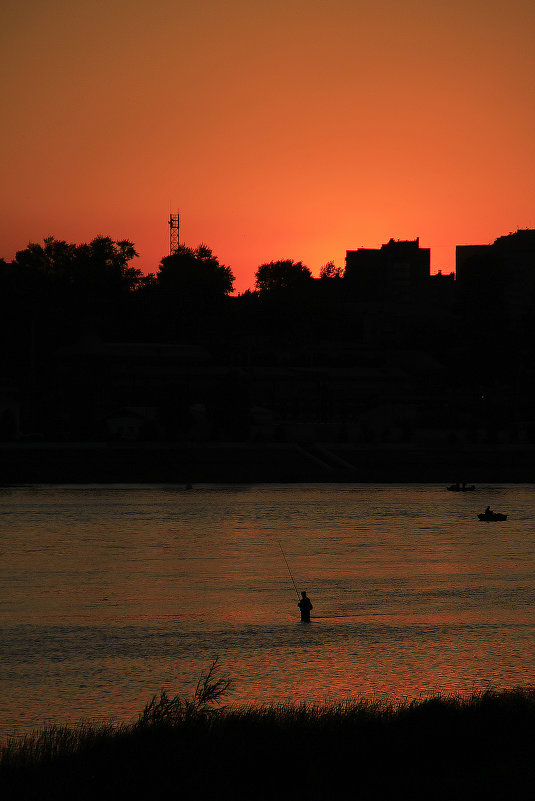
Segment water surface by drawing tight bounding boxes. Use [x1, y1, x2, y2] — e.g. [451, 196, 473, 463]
[2, 483, 535, 737]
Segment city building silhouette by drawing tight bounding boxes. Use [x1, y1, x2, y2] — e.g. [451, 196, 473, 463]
[456, 228, 535, 322]
[345, 237, 430, 301]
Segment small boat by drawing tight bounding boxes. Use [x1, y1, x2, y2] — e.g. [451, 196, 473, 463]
[477, 511, 507, 521]
[447, 483, 476, 492]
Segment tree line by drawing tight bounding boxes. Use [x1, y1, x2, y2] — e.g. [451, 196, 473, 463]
[0, 236, 347, 364]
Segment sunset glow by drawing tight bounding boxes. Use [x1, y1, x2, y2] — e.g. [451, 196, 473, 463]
[2, 0, 534, 292]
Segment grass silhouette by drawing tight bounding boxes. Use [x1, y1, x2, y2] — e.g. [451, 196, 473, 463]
[2, 660, 535, 800]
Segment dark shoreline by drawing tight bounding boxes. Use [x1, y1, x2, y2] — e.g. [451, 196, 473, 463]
[1, 441, 534, 484]
[3, 688, 535, 800]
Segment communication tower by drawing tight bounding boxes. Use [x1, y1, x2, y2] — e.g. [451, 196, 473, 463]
[169, 213, 180, 255]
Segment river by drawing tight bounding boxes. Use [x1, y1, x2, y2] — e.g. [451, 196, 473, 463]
[1, 483, 535, 738]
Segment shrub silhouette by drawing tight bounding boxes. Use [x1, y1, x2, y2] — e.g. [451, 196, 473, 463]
[136, 657, 232, 728]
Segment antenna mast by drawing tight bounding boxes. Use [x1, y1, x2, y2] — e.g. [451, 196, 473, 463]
[169, 213, 180, 255]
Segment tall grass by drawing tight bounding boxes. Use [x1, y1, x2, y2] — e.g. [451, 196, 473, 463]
[2, 664, 535, 800]
[136, 656, 232, 728]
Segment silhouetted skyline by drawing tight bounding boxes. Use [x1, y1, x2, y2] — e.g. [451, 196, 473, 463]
[1, 226, 535, 485]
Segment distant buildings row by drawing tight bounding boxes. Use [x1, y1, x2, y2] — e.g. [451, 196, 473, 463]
[345, 228, 535, 316]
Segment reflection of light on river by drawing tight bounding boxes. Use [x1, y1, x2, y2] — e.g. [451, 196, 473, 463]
[1, 483, 535, 737]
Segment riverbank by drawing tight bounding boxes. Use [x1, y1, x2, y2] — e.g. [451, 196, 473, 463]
[2, 686, 535, 800]
[1, 441, 534, 484]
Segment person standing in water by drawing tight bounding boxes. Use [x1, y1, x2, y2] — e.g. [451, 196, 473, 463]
[298, 590, 313, 622]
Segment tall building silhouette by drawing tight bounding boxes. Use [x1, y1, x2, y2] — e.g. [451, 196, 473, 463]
[345, 237, 430, 301]
[456, 229, 535, 321]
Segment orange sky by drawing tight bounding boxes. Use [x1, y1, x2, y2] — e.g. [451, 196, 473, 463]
[2, 0, 534, 293]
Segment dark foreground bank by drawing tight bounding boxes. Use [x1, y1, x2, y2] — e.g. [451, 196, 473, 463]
[3, 678, 535, 800]
[2, 441, 535, 483]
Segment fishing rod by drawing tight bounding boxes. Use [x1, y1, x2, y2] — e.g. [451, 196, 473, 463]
[278, 541, 300, 600]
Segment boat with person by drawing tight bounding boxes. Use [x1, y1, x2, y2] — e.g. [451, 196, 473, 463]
[478, 506, 507, 522]
[447, 482, 476, 492]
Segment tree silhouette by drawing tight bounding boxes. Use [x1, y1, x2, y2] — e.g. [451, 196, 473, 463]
[156, 244, 234, 304]
[319, 261, 343, 279]
[74, 237, 143, 297]
[12, 236, 142, 300]
[6, 236, 143, 349]
[254, 259, 312, 293]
